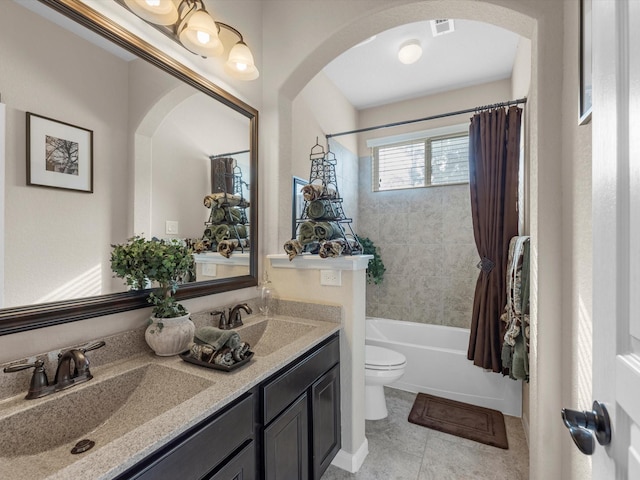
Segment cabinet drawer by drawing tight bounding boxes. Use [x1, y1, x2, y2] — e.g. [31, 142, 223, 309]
[207, 441, 255, 480]
[262, 335, 339, 425]
[130, 393, 254, 480]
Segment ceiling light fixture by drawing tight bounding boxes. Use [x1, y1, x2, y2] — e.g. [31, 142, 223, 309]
[397, 39, 423, 65]
[120, 0, 259, 80]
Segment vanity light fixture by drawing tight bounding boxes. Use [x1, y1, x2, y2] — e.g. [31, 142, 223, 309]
[397, 39, 423, 65]
[121, 0, 259, 80]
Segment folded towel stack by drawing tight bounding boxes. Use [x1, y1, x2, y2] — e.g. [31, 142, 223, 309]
[217, 238, 250, 258]
[203, 192, 250, 208]
[188, 326, 251, 367]
[306, 200, 338, 220]
[301, 184, 338, 201]
[204, 224, 249, 244]
[283, 239, 304, 261]
[298, 221, 341, 245]
[208, 206, 243, 224]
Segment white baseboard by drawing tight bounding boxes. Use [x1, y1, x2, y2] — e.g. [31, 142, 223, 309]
[330, 438, 369, 473]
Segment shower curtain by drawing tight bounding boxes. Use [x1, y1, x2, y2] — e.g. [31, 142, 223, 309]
[467, 106, 522, 372]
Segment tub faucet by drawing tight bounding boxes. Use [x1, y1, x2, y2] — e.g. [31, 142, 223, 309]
[229, 303, 252, 328]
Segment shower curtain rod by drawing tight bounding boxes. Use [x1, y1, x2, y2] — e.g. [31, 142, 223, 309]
[325, 97, 527, 140]
[209, 149, 250, 159]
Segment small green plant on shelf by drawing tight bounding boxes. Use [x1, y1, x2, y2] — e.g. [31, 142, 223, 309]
[357, 236, 386, 285]
[110, 235, 194, 320]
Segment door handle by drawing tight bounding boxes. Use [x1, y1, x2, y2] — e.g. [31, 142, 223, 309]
[561, 401, 612, 455]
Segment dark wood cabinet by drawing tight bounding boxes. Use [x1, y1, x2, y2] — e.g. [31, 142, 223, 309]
[311, 364, 340, 479]
[115, 393, 255, 480]
[115, 333, 340, 480]
[261, 334, 340, 480]
[264, 393, 309, 480]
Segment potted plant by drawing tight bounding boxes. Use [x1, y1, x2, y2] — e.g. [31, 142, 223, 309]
[111, 235, 195, 356]
[357, 236, 386, 285]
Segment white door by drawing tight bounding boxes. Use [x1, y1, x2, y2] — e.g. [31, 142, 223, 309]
[592, 0, 640, 478]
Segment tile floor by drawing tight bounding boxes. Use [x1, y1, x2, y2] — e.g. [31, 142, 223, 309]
[322, 388, 529, 480]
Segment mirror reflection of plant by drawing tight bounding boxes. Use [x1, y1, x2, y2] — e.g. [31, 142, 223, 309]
[357, 236, 386, 285]
[110, 235, 194, 319]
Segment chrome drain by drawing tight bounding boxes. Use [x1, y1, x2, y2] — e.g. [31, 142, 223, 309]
[71, 439, 95, 454]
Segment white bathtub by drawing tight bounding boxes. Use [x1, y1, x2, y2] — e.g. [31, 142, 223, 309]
[366, 317, 522, 417]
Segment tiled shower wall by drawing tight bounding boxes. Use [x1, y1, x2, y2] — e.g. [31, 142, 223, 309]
[357, 156, 479, 329]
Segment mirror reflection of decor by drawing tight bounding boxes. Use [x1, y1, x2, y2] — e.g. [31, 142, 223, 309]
[579, 0, 592, 125]
[0, 0, 258, 335]
[204, 156, 250, 257]
[292, 176, 308, 239]
[26, 112, 93, 193]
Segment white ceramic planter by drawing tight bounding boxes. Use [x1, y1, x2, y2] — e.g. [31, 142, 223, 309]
[145, 313, 195, 356]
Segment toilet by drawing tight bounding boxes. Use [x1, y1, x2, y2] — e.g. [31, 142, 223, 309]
[365, 344, 407, 420]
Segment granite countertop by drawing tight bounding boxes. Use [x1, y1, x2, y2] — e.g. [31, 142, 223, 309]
[0, 314, 340, 480]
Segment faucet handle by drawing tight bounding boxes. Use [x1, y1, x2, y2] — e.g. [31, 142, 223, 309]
[210, 310, 229, 329]
[80, 340, 106, 353]
[3, 360, 51, 399]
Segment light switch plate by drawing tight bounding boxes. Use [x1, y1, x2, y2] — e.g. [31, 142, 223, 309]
[165, 220, 179, 235]
[320, 269, 342, 286]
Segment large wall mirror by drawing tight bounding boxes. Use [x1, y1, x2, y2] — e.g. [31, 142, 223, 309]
[0, 0, 259, 335]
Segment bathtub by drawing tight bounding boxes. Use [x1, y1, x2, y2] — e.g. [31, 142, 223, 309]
[366, 317, 522, 417]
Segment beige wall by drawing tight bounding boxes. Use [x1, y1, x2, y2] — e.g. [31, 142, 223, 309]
[1, 2, 130, 307]
[561, 0, 592, 478]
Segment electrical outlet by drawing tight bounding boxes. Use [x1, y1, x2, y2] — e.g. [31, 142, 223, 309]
[202, 263, 217, 277]
[165, 220, 179, 235]
[320, 269, 342, 286]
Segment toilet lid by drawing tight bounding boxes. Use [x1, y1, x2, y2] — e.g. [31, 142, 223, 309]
[365, 345, 406, 368]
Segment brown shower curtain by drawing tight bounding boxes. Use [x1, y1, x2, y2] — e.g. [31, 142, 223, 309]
[467, 106, 522, 372]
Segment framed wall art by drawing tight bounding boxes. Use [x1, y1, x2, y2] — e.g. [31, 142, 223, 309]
[579, 0, 592, 125]
[292, 176, 308, 238]
[27, 112, 93, 192]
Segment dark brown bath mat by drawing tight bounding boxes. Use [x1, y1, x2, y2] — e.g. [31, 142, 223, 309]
[408, 393, 508, 449]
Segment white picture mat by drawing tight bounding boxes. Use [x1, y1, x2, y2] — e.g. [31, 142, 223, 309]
[28, 113, 92, 191]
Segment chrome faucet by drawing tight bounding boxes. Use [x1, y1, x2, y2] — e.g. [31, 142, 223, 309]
[3, 340, 105, 399]
[229, 303, 252, 328]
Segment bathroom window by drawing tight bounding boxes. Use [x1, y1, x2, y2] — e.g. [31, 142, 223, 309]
[372, 131, 469, 191]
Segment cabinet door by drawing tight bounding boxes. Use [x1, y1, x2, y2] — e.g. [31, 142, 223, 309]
[264, 393, 309, 480]
[206, 442, 255, 480]
[311, 365, 341, 480]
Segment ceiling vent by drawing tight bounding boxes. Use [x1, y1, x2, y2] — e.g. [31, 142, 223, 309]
[430, 19, 455, 37]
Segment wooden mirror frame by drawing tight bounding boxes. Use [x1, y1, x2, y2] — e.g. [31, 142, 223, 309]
[0, 0, 259, 336]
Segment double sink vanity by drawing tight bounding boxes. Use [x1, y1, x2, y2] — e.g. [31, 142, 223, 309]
[0, 314, 341, 479]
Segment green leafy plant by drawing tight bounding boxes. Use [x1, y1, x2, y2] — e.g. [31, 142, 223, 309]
[110, 235, 194, 319]
[357, 236, 386, 285]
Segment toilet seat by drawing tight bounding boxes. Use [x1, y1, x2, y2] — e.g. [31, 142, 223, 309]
[365, 345, 406, 370]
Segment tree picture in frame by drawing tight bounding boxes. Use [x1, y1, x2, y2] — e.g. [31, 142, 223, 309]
[292, 176, 308, 238]
[27, 112, 93, 192]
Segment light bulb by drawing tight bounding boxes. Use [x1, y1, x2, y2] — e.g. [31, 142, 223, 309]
[124, 0, 178, 25]
[196, 31, 210, 45]
[224, 41, 259, 80]
[178, 9, 223, 57]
